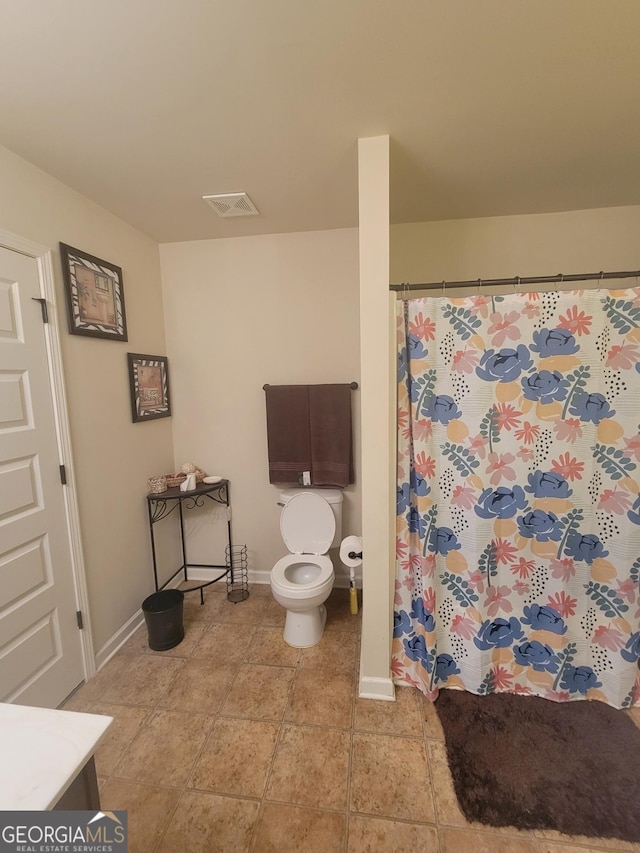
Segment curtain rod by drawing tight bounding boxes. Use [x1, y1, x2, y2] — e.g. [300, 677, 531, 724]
[389, 269, 640, 295]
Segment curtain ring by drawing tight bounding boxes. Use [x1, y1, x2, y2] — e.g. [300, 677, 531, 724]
[477, 278, 482, 295]
[442, 280, 446, 297]
[402, 282, 409, 301]
[514, 276, 521, 294]
[556, 273, 563, 293]
[599, 271, 605, 292]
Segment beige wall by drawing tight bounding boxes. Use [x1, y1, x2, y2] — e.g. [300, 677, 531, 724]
[159, 228, 361, 585]
[391, 205, 640, 284]
[0, 144, 173, 660]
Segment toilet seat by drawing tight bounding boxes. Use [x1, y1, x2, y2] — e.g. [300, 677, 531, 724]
[280, 492, 335, 555]
[271, 553, 334, 598]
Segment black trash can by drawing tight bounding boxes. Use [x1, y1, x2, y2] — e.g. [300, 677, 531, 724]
[141, 589, 185, 651]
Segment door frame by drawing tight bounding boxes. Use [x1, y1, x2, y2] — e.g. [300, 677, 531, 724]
[0, 227, 96, 685]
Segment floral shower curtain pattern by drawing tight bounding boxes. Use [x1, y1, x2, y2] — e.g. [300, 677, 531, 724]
[394, 286, 640, 708]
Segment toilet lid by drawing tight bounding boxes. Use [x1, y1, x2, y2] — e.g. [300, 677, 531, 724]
[280, 492, 336, 555]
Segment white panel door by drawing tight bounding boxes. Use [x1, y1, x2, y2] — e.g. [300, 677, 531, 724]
[0, 246, 84, 707]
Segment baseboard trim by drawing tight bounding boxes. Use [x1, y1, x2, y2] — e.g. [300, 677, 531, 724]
[95, 609, 145, 670]
[358, 675, 396, 701]
[94, 578, 182, 670]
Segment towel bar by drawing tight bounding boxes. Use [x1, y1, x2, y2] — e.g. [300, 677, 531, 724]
[263, 382, 358, 390]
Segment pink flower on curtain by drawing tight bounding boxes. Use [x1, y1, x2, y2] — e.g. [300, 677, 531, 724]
[598, 489, 633, 515]
[413, 419, 433, 441]
[494, 538, 519, 565]
[421, 554, 436, 579]
[469, 294, 492, 317]
[451, 347, 480, 373]
[451, 612, 477, 639]
[396, 538, 408, 559]
[550, 557, 577, 582]
[616, 578, 637, 602]
[467, 569, 485, 594]
[550, 452, 584, 481]
[490, 666, 514, 690]
[623, 434, 640, 461]
[592, 625, 627, 652]
[513, 580, 530, 596]
[522, 302, 540, 318]
[558, 305, 593, 336]
[606, 343, 640, 370]
[487, 452, 516, 484]
[451, 484, 477, 509]
[485, 585, 513, 616]
[514, 421, 540, 444]
[424, 589, 437, 614]
[488, 310, 521, 346]
[512, 684, 533, 695]
[553, 418, 583, 443]
[495, 403, 522, 431]
[516, 446, 535, 462]
[393, 580, 403, 606]
[547, 591, 578, 618]
[510, 557, 536, 578]
[408, 312, 436, 341]
[468, 433, 489, 459]
[415, 451, 436, 479]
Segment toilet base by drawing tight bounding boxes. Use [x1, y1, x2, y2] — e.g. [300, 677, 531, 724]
[283, 604, 327, 648]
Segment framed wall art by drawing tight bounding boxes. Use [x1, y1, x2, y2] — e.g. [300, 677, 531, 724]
[60, 243, 128, 340]
[127, 353, 171, 422]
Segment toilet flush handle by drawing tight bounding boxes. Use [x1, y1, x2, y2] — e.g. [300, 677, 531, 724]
[276, 501, 285, 507]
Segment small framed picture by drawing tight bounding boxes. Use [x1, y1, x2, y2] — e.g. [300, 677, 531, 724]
[127, 353, 171, 422]
[60, 243, 128, 340]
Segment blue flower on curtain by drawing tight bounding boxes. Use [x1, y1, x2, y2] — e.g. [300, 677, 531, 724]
[428, 527, 461, 555]
[393, 610, 413, 638]
[513, 641, 560, 672]
[476, 346, 532, 382]
[435, 654, 461, 683]
[421, 394, 461, 424]
[564, 532, 609, 564]
[397, 347, 408, 382]
[475, 486, 528, 519]
[521, 370, 569, 403]
[406, 506, 426, 536]
[410, 469, 430, 497]
[403, 635, 433, 670]
[569, 392, 616, 424]
[522, 604, 567, 635]
[517, 509, 563, 541]
[407, 333, 427, 361]
[530, 327, 579, 356]
[525, 471, 572, 499]
[628, 495, 640, 525]
[621, 632, 640, 663]
[474, 618, 524, 650]
[409, 598, 436, 631]
[560, 665, 602, 694]
[397, 483, 411, 514]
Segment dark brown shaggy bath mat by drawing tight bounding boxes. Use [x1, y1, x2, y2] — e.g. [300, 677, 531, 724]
[435, 689, 640, 842]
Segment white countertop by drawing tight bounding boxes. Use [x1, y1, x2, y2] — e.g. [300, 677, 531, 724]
[0, 702, 112, 810]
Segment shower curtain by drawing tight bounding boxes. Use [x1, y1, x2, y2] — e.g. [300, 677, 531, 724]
[394, 286, 640, 708]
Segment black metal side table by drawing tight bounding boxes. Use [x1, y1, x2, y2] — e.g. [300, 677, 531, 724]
[146, 479, 247, 604]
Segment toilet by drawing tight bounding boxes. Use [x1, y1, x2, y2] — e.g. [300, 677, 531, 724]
[270, 488, 343, 648]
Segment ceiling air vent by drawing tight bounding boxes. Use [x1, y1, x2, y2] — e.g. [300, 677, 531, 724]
[202, 192, 259, 217]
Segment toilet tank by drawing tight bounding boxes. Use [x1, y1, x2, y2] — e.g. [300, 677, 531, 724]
[279, 488, 343, 548]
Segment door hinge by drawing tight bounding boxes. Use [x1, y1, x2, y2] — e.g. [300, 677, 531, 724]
[31, 297, 49, 323]
[76, 611, 84, 630]
[59, 465, 67, 485]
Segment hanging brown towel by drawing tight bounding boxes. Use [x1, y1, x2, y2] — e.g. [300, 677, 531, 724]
[265, 385, 311, 484]
[309, 384, 354, 487]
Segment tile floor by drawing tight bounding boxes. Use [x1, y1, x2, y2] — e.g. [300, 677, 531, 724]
[63, 583, 640, 853]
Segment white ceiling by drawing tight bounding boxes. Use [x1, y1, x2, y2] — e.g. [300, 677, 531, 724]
[1, 1, 639, 243]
